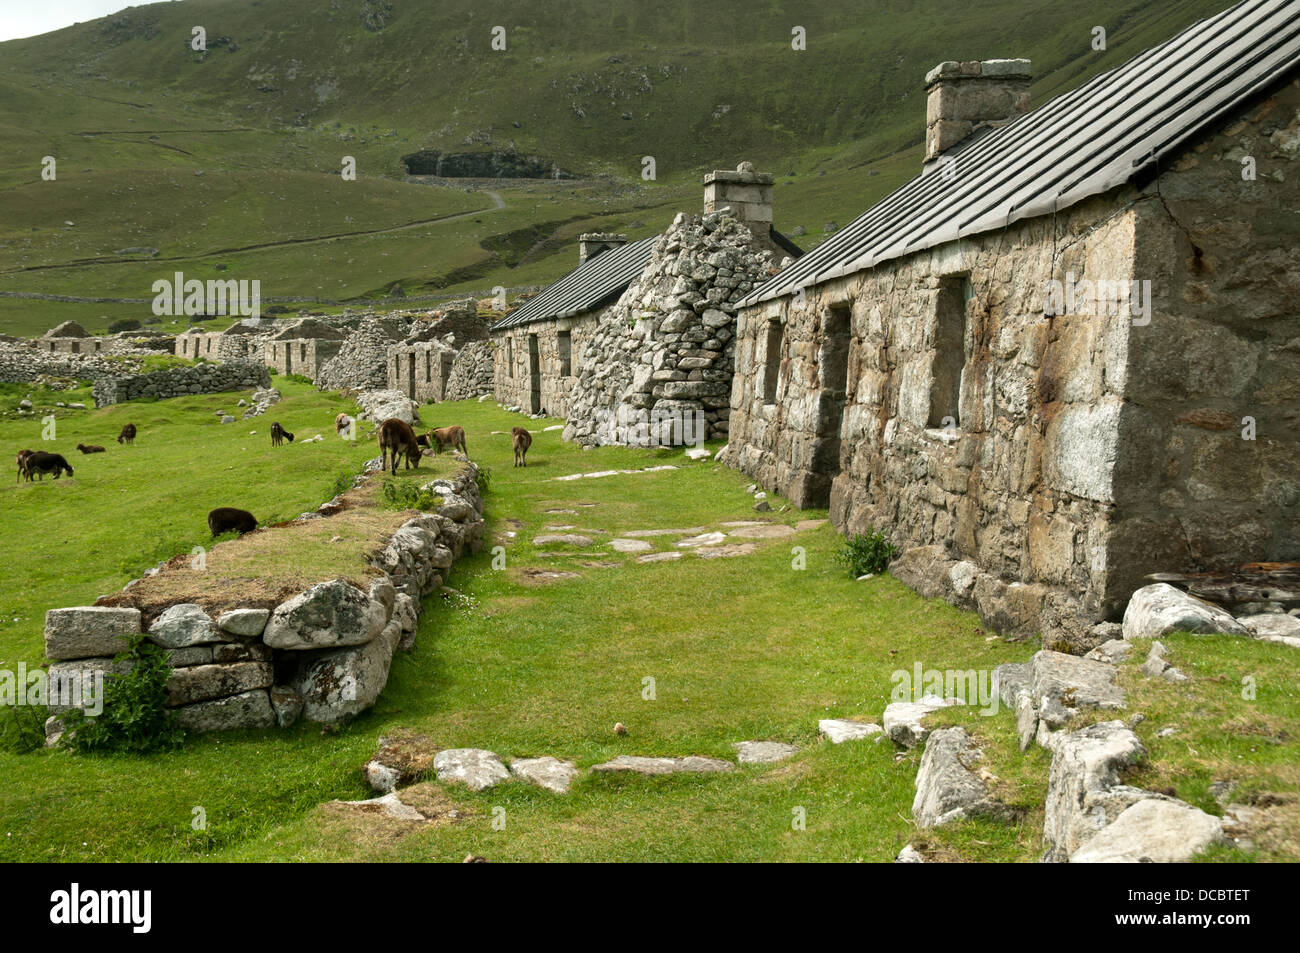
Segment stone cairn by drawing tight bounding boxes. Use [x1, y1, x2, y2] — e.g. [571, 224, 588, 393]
[563, 209, 775, 447]
[42, 464, 485, 742]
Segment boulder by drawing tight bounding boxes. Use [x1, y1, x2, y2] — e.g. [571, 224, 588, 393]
[510, 756, 580, 793]
[44, 606, 140, 660]
[433, 748, 510, 791]
[912, 727, 1008, 828]
[883, 695, 962, 747]
[292, 620, 402, 723]
[263, 578, 389, 650]
[1016, 650, 1126, 731]
[147, 604, 222, 649]
[1042, 720, 1149, 861]
[1238, 613, 1300, 641]
[1122, 583, 1250, 640]
[174, 689, 276, 732]
[1069, 797, 1224, 863]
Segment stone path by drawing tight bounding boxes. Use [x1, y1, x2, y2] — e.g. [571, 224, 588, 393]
[554, 465, 679, 482]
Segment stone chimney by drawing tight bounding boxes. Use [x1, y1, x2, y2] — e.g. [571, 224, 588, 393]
[924, 59, 1031, 165]
[703, 161, 773, 228]
[578, 233, 628, 264]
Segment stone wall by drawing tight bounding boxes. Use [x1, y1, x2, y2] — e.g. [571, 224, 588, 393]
[492, 314, 589, 417]
[93, 361, 271, 406]
[43, 463, 485, 738]
[723, 77, 1300, 649]
[387, 341, 455, 403]
[265, 338, 341, 379]
[315, 315, 408, 391]
[445, 340, 496, 401]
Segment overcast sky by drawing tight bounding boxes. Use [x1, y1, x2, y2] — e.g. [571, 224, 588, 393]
[0, 1, 173, 43]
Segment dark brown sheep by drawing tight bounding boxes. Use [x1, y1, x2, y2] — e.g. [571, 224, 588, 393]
[512, 427, 532, 467]
[117, 423, 137, 445]
[208, 507, 257, 537]
[378, 418, 421, 475]
[270, 422, 294, 446]
[24, 451, 74, 481]
[76, 444, 106, 454]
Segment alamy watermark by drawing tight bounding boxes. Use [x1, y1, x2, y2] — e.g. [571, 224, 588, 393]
[1, 663, 104, 716]
[152, 271, 261, 322]
[890, 661, 1000, 715]
[1042, 272, 1152, 326]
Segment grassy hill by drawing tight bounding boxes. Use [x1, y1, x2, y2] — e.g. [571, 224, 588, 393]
[0, 0, 1231, 334]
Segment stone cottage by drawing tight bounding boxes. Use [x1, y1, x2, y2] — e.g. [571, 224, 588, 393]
[263, 319, 346, 378]
[39, 320, 104, 355]
[723, 0, 1300, 648]
[492, 164, 801, 443]
[386, 300, 487, 403]
[176, 319, 267, 363]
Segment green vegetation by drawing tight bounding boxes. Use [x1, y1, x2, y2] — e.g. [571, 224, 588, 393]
[835, 528, 900, 577]
[1, 395, 1291, 861]
[60, 636, 184, 755]
[378, 475, 443, 512]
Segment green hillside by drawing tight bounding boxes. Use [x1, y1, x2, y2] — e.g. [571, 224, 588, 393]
[0, 0, 1230, 334]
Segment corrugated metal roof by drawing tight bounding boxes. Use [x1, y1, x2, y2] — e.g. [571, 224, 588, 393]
[490, 237, 658, 331]
[740, 0, 1300, 308]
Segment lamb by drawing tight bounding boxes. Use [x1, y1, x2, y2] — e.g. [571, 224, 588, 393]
[15, 449, 33, 483]
[76, 444, 106, 454]
[23, 451, 74, 481]
[415, 431, 432, 449]
[335, 413, 356, 438]
[378, 417, 421, 475]
[117, 423, 136, 445]
[207, 507, 257, 537]
[512, 427, 532, 467]
[429, 425, 468, 456]
[270, 421, 294, 446]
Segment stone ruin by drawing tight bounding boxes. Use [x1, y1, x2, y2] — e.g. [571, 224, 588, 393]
[43, 463, 485, 739]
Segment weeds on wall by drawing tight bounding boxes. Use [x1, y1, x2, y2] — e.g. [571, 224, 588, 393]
[378, 476, 442, 512]
[834, 529, 899, 577]
[60, 636, 184, 754]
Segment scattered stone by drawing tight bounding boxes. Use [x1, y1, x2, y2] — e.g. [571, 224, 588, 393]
[694, 543, 757, 558]
[996, 650, 1125, 736]
[726, 523, 795, 539]
[613, 722, 628, 735]
[734, 741, 799, 764]
[883, 695, 962, 747]
[365, 733, 437, 793]
[335, 791, 425, 822]
[1122, 583, 1250, 640]
[636, 551, 683, 563]
[590, 755, 734, 775]
[511, 756, 580, 793]
[533, 533, 595, 547]
[685, 447, 710, 461]
[795, 519, 827, 531]
[895, 844, 924, 863]
[753, 500, 771, 512]
[912, 727, 1009, 828]
[215, 608, 271, 638]
[622, 527, 707, 537]
[1140, 641, 1188, 682]
[1238, 613, 1300, 641]
[610, 538, 653, 553]
[677, 531, 726, 548]
[1085, 639, 1132, 664]
[819, 719, 883, 743]
[433, 748, 510, 791]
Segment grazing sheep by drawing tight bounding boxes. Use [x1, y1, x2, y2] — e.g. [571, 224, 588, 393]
[76, 444, 106, 454]
[430, 425, 468, 456]
[512, 427, 532, 467]
[270, 421, 295, 446]
[207, 507, 257, 537]
[335, 413, 355, 438]
[23, 451, 74, 481]
[117, 423, 137, 445]
[378, 418, 421, 475]
[415, 431, 432, 449]
[15, 449, 33, 483]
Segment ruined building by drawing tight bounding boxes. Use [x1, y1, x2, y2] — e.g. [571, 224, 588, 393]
[723, 0, 1300, 648]
[491, 163, 801, 444]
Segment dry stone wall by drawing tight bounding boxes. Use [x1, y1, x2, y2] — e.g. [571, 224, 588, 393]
[445, 340, 495, 401]
[43, 463, 485, 740]
[93, 361, 270, 406]
[562, 210, 777, 446]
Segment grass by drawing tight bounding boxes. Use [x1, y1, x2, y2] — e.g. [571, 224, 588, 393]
[3, 392, 1292, 861]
